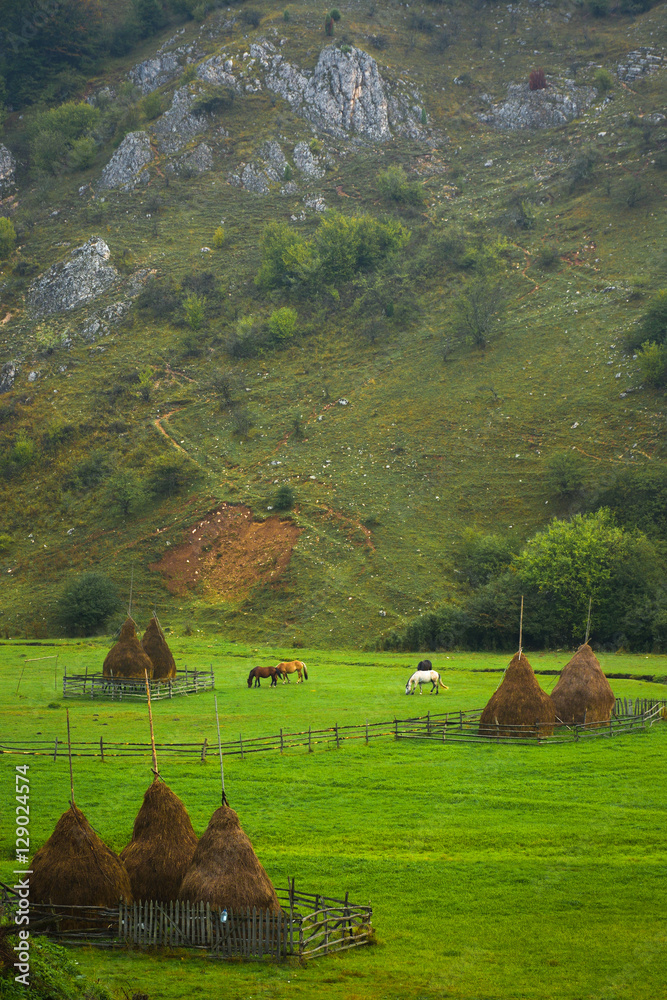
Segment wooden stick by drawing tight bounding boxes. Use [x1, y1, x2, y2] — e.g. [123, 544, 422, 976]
[518, 594, 524, 659]
[144, 669, 159, 779]
[66, 708, 75, 807]
[214, 695, 227, 805]
[585, 596, 592, 645]
[128, 567, 134, 618]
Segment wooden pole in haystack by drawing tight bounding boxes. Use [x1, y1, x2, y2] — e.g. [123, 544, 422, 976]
[518, 595, 524, 660]
[66, 708, 75, 807]
[128, 567, 134, 618]
[214, 695, 228, 805]
[144, 668, 159, 780]
[585, 596, 592, 645]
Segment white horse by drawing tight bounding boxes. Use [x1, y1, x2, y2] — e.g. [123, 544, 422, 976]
[405, 670, 449, 695]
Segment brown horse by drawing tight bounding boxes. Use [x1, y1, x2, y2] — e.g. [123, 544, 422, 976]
[275, 660, 308, 684]
[247, 666, 279, 688]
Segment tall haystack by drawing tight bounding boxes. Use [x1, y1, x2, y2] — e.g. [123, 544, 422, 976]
[550, 643, 615, 725]
[479, 652, 556, 737]
[29, 804, 132, 927]
[120, 780, 198, 902]
[103, 617, 154, 679]
[141, 615, 176, 680]
[179, 804, 280, 913]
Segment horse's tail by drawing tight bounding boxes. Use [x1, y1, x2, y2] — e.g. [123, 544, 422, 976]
[438, 675, 449, 690]
[302, 662, 308, 680]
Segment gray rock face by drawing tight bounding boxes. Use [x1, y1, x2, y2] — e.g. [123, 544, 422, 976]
[293, 141, 324, 178]
[304, 46, 390, 140]
[0, 362, 17, 394]
[617, 48, 665, 82]
[259, 140, 287, 181]
[479, 82, 594, 130]
[28, 237, 120, 317]
[0, 144, 16, 197]
[240, 163, 270, 195]
[152, 87, 207, 153]
[229, 141, 290, 194]
[98, 131, 152, 191]
[169, 142, 214, 177]
[129, 50, 183, 94]
[197, 54, 238, 89]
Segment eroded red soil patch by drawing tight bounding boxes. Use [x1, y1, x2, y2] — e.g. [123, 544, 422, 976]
[149, 504, 300, 600]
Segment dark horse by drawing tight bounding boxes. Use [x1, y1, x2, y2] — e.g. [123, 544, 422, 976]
[417, 659, 433, 672]
[247, 666, 279, 688]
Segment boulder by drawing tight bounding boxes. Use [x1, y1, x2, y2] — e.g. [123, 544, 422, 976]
[98, 131, 152, 191]
[0, 362, 17, 394]
[28, 237, 119, 317]
[302, 45, 390, 140]
[259, 140, 287, 181]
[169, 143, 214, 177]
[479, 82, 594, 130]
[293, 141, 324, 179]
[0, 144, 16, 197]
[197, 54, 239, 89]
[129, 51, 183, 94]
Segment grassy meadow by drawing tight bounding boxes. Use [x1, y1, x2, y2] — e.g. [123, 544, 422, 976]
[1, 639, 666, 999]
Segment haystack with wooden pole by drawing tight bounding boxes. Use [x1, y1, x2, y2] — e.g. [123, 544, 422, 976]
[550, 643, 615, 726]
[179, 696, 280, 914]
[120, 671, 197, 902]
[479, 652, 556, 737]
[29, 710, 132, 927]
[103, 617, 154, 680]
[141, 614, 176, 680]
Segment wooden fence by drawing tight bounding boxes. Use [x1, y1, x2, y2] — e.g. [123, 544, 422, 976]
[62, 667, 215, 701]
[0, 883, 372, 961]
[1, 700, 665, 760]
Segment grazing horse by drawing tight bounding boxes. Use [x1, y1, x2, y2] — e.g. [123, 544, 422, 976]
[405, 669, 449, 695]
[247, 666, 279, 689]
[276, 660, 308, 684]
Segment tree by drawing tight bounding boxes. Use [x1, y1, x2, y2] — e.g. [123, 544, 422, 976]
[268, 307, 298, 343]
[55, 572, 119, 635]
[453, 275, 504, 349]
[104, 470, 145, 516]
[183, 292, 206, 330]
[148, 453, 194, 497]
[637, 340, 667, 389]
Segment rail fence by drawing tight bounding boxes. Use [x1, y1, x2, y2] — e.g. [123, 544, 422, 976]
[62, 667, 215, 701]
[1, 699, 665, 760]
[0, 882, 372, 961]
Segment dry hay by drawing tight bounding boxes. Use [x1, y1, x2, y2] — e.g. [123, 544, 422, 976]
[103, 617, 154, 680]
[141, 615, 176, 680]
[120, 780, 198, 902]
[479, 652, 556, 737]
[179, 804, 280, 913]
[29, 804, 131, 928]
[550, 643, 615, 726]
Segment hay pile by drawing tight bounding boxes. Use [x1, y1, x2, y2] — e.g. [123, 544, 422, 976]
[120, 780, 198, 902]
[550, 643, 615, 725]
[29, 804, 131, 927]
[103, 617, 154, 680]
[179, 804, 280, 913]
[141, 615, 176, 680]
[479, 652, 556, 737]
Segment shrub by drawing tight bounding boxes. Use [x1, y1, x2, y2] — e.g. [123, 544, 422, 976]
[640, 289, 667, 344]
[135, 276, 180, 319]
[545, 450, 586, 500]
[376, 165, 426, 206]
[148, 453, 194, 497]
[55, 572, 119, 636]
[241, 8, 261, 27]
[458, 530, 516, 588]
[11, 434, 35, 467]
[255, 222, 302, 290]
[529, 68, 547, 90]
[67, 135, 97, 171]
[637, 340, 667, 388]
[274, 484, 295, 510]
[183, 292, 206, 330]
[142, 89, 165, 120]
[330, 8, 342, 20]
[325, 15, 334, 35]
[593, 68, 614, 94]
[0, 217, 17, 258]
[73, 450, 109, 489]
[453, 275, 505, 349]
[28, 101, 100, 174]
[224, 315, 265, 358]
[104, 469, 145, 516]
[213, 226, 225, 249]
[0, 532, 13, 554]
[535, 244, 560, 269]
[268, 307, 298, 343]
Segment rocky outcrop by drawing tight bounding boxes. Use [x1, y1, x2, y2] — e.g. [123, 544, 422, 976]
[617, 48, 665, 82]
[0, 362, 17, 394]
[304, 46, 390, 140]
[293, 141, 324, 179]
[197, 54, 239, 89]
[129, 51, 183, 94]
[259, 141, 287, 181]
[0, 145, 16, 197]
[152, 87, 207, 153]
[479, 82, 594, 130]
[229, 141, 289, 194]
[28, 237, 119, 317]
[168, 142, 214, 177]
[98, 131, 152, 191]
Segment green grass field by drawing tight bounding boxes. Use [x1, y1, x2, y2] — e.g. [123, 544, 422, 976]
[2, 640, 666, 999]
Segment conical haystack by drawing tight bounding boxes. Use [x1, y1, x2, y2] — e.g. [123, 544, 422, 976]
[29, 804, 132, 928]
[120, 780, 198, 902]
[179, 804, 280, 913]
[550, 643, 615, 726]
[141, 615, 176, 680]
[103, 617, 154, 679]
[479, 652, 556, 737]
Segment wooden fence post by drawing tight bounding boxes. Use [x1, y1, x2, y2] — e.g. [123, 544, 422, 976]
[280, 728, 284, 754]
[201, 737, 208, 762]
[394, 717, 398, 741]
[100, 737, 104, 762]
[240, 733, 244, 759]
[427, 711, 431, 736]
[53, 737, 58, 762]
[335, 723, 339, 749]
[365, 719, 369, 745]
[308, 726, 312, 753]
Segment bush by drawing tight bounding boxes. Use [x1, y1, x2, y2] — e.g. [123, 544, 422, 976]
[268, 307, 298, 343]
[72, 450, 109, 489]
[28, 101, 100, 174]
[241, 8, 261, 27]
[273, 484, 295, 510]
[135, 276, 180, 319]
[148, 453, 194, 497]
[142, 89, 165, 120]
[458, 530, 516, 588]
[183, 292, 206, 330]
[545, 450, 586, 500]
[640, 289, 667, 344]
[0, 217, 17, 258]
[213, 225, 225, 249]
[453, 275, 504, 349]
[592, 68, 614, 94]
[0, 532, 13, 554]
[529, 68, 547, 91]
[55, 572, 119, 636]
[637, 340, 667, 388]
[104, 469, 145, 516]
[376, 165, 426, 206]
[67, 135, 97, 171]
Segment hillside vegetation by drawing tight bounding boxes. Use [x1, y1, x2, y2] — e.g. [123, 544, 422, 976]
[0, 0, 666, 649]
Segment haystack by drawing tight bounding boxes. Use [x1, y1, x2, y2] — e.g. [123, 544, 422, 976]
[120, 780, 198, 902]
[550, 643, 615, 726]
[141, 615, 176, 680]
[179, 804, 280, 913]
[103, 617, 154, 679]
[29, 804, 132, 928]
[479, 652, 556, 737]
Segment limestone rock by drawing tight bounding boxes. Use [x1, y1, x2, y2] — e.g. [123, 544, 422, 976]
[168, 143, 214, 177]
[0, 362, 17, 394]
[28, 237, 120, 317]
[129, 49, 185, 94]
[303, 46, 390, 139]
[293, 141, 324, 179]
[197, 54, 239, 89]
[0, 144, 16, 197]
[617, 48, 665, 82]
[240, 163, 270, 195]
[152, 87, 207, 154]
[479, 82, 594, 130]
[259, 141, 287, 181]
[98, 131, 152, 191]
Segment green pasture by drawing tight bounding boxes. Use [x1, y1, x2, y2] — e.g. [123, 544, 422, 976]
[1, 642, 666, 999]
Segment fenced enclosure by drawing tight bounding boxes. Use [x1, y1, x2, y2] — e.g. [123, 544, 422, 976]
[62, 666, 215, 701]
[0, 882, 373, 961]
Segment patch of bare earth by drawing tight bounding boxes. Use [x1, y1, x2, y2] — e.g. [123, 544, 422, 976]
[149, 504, 300, 600]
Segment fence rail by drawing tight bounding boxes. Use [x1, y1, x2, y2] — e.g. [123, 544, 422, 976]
[62, 667, 215, 701]
[1, 701, 665, 760]
[0, 883, 372, 961]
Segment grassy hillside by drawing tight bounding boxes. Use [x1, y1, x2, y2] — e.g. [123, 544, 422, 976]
[0, 0, 665, 646]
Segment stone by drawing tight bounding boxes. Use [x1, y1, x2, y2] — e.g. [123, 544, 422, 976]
[152, 87, 207, 154]
[479, 82, 595, 130]
[304, 194, 326, 213]
[129, 51, 183, 94]
[293, 141, 324, 178]
[28, 237, 120, 317]
[98, 131, 152, 191]
[617, 48, 665, 83]
[240, 163, 270, 195]
[302, 46, 390, 139]
[259, 140, 287, 181]
[196, 54, 239, 89]
[0, 362, 17, 394]
[168, 142, 214, 177]
[0, 144, 16, 197]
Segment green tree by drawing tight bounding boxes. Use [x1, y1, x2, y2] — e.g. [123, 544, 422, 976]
[376, 164, 426, 206]
[104, 469, 145, 516]
[636, 340, 667, 388]
[255, 221, 302, 290]
[148, 453, 194, 497]
[268, 307, 298, 343]
[55, 571, 119, 636]
[453, 275, 504, 349]
[183, 292, 206, 330]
